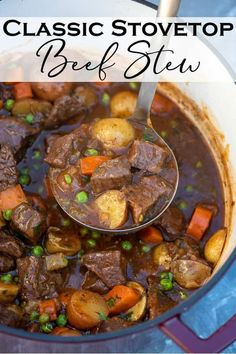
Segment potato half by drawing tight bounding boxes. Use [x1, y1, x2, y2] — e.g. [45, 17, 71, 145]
[92, 118, 135, 150]
[125, 282, 147, 321]
[95, 190, 127, 229]
[204, 228, 226, 265]
[110, 91, 137, 118]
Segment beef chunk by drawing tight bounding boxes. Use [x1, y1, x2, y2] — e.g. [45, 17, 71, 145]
[128, 140, 169, 173]
[123, 176, 173, 224]
[82, 271, 109, 294]
[91, 156, 132, 194]
[45, 127, 88, 169]
[44, 95, 85, 128]
[17, 256, 63, 300]
[0, 253, 15, 272]
[0, 304, 23, 328]
[11, 203, 46, 245]
[155, 205, 186, 240]
[0, 117, 39, 161]
[95, 317, 134, 334]
[0, 231, 24, 258]
[81, 250, 126, 288]
[0, 144, 18, 192]
[147, 276, 177, 319]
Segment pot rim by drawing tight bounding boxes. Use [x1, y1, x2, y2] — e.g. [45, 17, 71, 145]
[1, 0, 236, 344]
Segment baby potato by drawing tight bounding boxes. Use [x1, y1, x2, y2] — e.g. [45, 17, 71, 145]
[32, 83, 74, 102]
[204, 228, 226, 265]
[92, 118, 135, 150]
[73, 86, 97, 108]
[46, 227, 81, 256]
[67, 290, 109, 330]
[0, 282, 19, 303]
[110, 91, 137, 118]
[125, 282, 146, 321]
[152, 243, 172, 270]
[95, 190, 127, 229]
[12, 98, 52, 116]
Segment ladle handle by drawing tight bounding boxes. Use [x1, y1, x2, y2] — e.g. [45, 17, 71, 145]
[133, 0, 181, 122]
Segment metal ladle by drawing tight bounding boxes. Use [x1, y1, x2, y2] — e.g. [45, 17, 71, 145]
[49, 0, 181, 234]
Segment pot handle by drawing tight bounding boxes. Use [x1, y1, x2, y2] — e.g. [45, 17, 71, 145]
[159, 314, 236, 353]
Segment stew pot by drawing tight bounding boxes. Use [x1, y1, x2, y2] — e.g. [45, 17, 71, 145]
[1, 0, 236, 352]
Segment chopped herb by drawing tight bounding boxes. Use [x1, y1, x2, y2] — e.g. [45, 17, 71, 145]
[178, 200, 188, 211]
[102, 92, 110, 105]
[86, 239, 96, 248]
[143, 132, 155, 142]
[185, 184, 193, 193]
[91, 230, 101, 239]
[106, 297, 117, 308]
[41, 322, 53, 333]
[141, 245, 151, 253]
[129, 82, 138, 90]
[19, 174, 31, 186]
[64, 174, 72, 185]
[160, 130, 168, 139]
[33, 150, 41, 160]
[84, 148, 99, 157]
[80, 227, 89, 237]
[77, 249, 85, 259]
[61, 218, 70, 227]
[21, 167, 29, 175]
[118, 312, 133, 321]
[98, 311, 108, 321]
[195, 160, 203, 168]
[179, 290, 188, 300]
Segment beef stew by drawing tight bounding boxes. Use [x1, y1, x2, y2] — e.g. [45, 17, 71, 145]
[0, 82, 225, 336]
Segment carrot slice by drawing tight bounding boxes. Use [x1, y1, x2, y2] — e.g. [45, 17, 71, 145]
[39, 298, 59, 321]
[138, 226, 163, 244]
[0, 100, 3, 110]
[151, 93, 175, 115]
[0, 184, 27, 211]
[13, 83, 33, 100]
[187, 206, 214, 240]
[52, 327, 81, 336]
[104, 285, 141, 315]
[80, 156, 110, 176]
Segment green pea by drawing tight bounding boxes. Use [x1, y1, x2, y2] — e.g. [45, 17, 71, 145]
[33, 150, 41, 160]
[41, 322, 53, 333]
[0, 273, 13, 284]
[102, 92, 110, 105]
[5, 99, 15, 111]
[179, 290, 188, 300]
[2, 209, 13, 221]
[21, 167, 29, 175]
[91, 230, 101, 239]
[56, 313, 67, 327]
[80, 227, 89, 237]
[160, 278, 173, 291]
[129, 82, 138, 90]
[32, 245, 44, 257]
[61, 218, 71, 227]
[141, 245, 151, 253]
[19, 174, 31, 186]
[195, 160, 203, 168]
[75, 191, 89, 204]
[86, 239, 96, 248]
[64, 174, 72, 185]
[77, 249, 85, 259]
[25, 113, 34, 125]
[160, 271, 173, 281]
[39, 313, 50, 325]
[30, 311, 39, 321]
[121, 241, 133, 251]
[84, 148, 99, 157]
[185, 184, 193, 193]
[178, 200, 188, 211]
